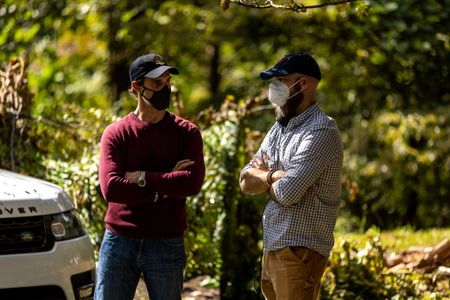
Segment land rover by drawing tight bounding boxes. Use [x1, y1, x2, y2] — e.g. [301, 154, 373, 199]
[0, 169, 95, 300]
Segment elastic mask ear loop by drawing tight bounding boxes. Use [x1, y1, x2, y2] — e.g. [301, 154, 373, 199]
[285, 89, 304, 102]
[140, 85, 153, 102]
[287, 78, 302, 90]
[285, 78, 304, 101]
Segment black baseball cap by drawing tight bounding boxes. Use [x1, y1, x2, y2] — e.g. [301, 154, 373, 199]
[129, 54, 179, 82]
[260, 52, 321, 81]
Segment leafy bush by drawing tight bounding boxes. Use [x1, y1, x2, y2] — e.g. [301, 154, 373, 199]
[322, 229, 450, 300]
[186, 98, 265, 299]
[0, 100, 115, 254]
[39, 106, 116, 253]
[184, 111, 234, 279]
[342, 106, 450, 230]
[44, 148, 106, 253]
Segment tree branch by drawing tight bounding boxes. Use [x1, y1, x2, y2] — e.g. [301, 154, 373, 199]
[4, 108, 89, 129]
[226, 0, 358, 13]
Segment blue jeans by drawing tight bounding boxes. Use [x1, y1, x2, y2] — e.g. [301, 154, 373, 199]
[94, 230, 186, 300]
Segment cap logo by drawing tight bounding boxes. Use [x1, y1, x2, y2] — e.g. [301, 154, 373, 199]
[154, 56, 166, 66]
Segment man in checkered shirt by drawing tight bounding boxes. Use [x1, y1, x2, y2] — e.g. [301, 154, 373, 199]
[240, 52, 343, 300]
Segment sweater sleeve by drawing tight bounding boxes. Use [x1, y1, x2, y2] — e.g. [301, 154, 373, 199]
[98, 125, 158, 204]
[145, 127, 205, 198]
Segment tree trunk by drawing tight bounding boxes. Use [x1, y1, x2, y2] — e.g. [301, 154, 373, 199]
[207, 43, 222, 108]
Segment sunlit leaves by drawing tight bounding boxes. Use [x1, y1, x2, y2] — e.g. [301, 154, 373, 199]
[343, 106, 450, 229]
[0, 0, 66, 59]
[184, 104, 240, 279]
[1, 0, 449, 294]
[322, 229, 450, 299]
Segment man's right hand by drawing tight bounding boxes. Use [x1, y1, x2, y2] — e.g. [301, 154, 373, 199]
[124, 159, 194, 188]
[151, 159, 194, 199]
[240, 168, 270, 195]
[172, 159, 195, 171]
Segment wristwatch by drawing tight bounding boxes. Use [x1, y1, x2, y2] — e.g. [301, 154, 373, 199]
[138, 171, 146, 187]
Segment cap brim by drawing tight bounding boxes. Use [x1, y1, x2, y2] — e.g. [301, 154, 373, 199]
[260, 68, 288, 80]
[144, 66, 180, 79]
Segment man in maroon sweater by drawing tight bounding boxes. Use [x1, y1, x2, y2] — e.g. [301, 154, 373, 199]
[94, 54, 205, 300]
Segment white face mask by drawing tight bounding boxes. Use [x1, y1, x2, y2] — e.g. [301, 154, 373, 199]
[268, 78, 303, 106]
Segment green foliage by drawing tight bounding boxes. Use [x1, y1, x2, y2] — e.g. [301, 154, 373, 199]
[0, 0, 67, 60]
[322, 229, 450, 299]
[37, 106, 116, 253]
[2, 0, 450, 297]
[337, 227, 450, 253]
[184, 111, 235, 279]
[1, 0, 109, 120]
[44, 150, 106, 252]
[4, 0, 449, 122]
[186, 98, 264, 299]
[0, 101, 115, 254]
[343, 106, 450, 229]
[323, 233, 391, 299]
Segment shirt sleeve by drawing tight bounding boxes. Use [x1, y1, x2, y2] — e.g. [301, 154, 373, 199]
[239, 149, 262, 182]
[145, 127, 205, 198]
[272, 126, 342, 206]
[239, 126, 274, 181]
[98, 125, 158, 205]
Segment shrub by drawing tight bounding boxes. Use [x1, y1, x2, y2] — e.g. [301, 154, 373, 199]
[322, 229, 450, 299]
[342, 107, 450, 230]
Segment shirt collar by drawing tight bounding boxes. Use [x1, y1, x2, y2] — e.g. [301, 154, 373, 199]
[283, 102, 320, 129]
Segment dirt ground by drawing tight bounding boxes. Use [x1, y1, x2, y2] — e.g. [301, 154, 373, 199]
[134, 276, 220, 300]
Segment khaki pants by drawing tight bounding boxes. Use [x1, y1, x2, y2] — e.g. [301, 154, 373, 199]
[261, 246, 327, 300]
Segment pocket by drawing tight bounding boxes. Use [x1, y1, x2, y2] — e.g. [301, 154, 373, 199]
[284, 246, 311, 264]
[304, 278, 314, 289]
[160, 237, 186, 268]
[286, 247, 328, 282]
[104, 230, 119, 241]
[309, 254, 328, 281]
[161, 237, 185, 257]
[276, 247, 307, 279]
[279, 246, 303, 263]
[317, 195, 340, 208]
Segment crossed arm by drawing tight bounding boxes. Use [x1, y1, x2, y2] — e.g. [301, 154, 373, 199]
[240, 154, 286, 200]
[241, 126, 343, 206]
[125, 159, 195, 182]
[99, 127, 205, 204]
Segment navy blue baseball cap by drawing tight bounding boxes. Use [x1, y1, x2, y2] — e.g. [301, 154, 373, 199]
[129, 54, 179, 82]
[260, 52, 321, 81]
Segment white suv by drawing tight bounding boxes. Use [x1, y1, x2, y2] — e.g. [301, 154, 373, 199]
[0, 169, 95, 300]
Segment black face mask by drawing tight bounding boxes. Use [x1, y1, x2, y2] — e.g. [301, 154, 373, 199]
[141, 85, 171, 111]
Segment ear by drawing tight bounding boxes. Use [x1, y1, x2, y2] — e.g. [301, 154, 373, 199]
[131, 80, 142, 93]
[299, 77, 308, 90]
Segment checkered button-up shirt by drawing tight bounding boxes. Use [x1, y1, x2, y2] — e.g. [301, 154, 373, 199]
[241, 103, 343, 257]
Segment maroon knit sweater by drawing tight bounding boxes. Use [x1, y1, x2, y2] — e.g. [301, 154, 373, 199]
[99, 112, 205, 238]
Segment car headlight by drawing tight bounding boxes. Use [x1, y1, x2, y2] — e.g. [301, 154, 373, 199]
[47, 210, 86, 241]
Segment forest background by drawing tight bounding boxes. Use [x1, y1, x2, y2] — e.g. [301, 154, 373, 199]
[0, 0, 449, 299]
